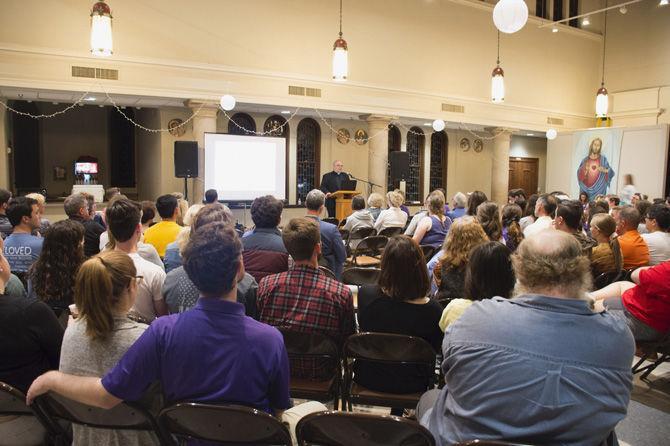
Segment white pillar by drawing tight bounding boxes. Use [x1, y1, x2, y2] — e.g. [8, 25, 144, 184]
[489, 127, 513, 205]
[186, 100, 218, 204]
[363, 115, 395, 197]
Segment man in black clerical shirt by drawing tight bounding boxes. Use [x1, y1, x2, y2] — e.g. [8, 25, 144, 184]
[320, 160, 347, 218]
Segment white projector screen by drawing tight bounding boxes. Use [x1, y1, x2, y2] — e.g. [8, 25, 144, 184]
[204, 133, 286, 201]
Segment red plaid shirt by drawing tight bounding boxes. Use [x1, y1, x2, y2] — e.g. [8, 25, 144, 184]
[258, 264, 354, 379]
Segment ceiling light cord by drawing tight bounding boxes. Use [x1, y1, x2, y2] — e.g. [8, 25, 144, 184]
[339, 0, 343, 38]
[601, 0, 608, 86]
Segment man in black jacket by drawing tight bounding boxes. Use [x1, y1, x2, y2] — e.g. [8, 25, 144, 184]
[320, 160, 347, 218]
[64, 193, 105, 257]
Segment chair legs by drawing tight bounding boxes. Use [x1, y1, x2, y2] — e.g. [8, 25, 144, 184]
[639, 353, 669, 380]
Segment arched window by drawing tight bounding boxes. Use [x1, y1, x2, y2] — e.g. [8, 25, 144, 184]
[228, 113, 256, 135]
[429, 131, 448, 192]
[264, 115, 290, 199]
[406, 127, 424, 202]
[387, 124, 401, 191]
[296, 118, 321, 204]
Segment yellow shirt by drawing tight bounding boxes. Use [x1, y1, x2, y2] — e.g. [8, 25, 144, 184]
[143, 221, 182, 257]
[439, 298, 474, 332]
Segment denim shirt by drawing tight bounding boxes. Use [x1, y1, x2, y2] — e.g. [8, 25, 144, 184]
[423, 294, 634, 446]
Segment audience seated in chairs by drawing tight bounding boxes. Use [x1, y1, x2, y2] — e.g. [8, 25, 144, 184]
[64, 193, 105, 258]
[258, 217, 354, 378]
[418, 230, 634, 445]
[523, 193, 557, 238]
[591, 262, 670, 341]
[27, 220, 85, 319]
[163, 203, 204, 272]
[0, 236, 62, 445]
[27, 221, 322, 439]
[25, 192, 50, 237]
[0, 188, 13, 239]
[4, 197, 43, 283]
[615, 205, 650, 269]
[447, 192, 467, 221]
[357, 236, 442, 414]
[432, 216, 488, 302]
[142, 194, 182, 258]
[439, 241, 515, 332]
[590, 213, 621, 277]
[412, 192, 452, 249]
[519, 193, 538, 232]
[58, 250, 160, 445]
[641, 203, 670, 265]
[404, 194, 430, 237]
[476, 201, 503, 243]
[554, 199, 597, 255]
[342, 195, 375, 247]
[374, 191, 408, 234]
[465, 190, 487, 217]
[105, 198, 168, 322]
[366, 192, 384, 222]
[501, 204, 523, 252]
[241, 195, 289, 282]
[162, 204, 257, 317]
[305, 189, 347, 280]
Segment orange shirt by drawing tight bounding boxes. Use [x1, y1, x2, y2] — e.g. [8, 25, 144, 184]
[618, 230, 650, 270]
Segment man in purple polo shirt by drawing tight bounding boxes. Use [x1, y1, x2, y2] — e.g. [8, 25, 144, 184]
[27, 222, 291, 416]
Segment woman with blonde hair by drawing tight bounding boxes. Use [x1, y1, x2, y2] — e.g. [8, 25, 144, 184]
[413, 192, 452, 248]
[590, 213, 620, 276]
[476, 201, 503, 242]
[433, 216, 489, 303]
[58, 250, 159, 445]
[374, 191, 408, 233]
[367, 192, 384, 221]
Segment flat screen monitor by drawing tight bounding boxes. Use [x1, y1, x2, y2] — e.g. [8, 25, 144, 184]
[75, 162, 98, 174]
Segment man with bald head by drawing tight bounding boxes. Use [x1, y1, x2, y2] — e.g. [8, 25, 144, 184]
[418, 230, 634, 445]
[320, 160, 348, 218]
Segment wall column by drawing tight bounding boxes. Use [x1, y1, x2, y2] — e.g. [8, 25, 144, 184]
[489, 127, 513, 205]
[363, 115, 395, 197]
[0, 104, 8, 190]
[186, 100, 218, 204]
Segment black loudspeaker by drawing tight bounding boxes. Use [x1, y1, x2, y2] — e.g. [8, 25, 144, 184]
[174, 141, 198, 178]
[389, 151, 410, 181]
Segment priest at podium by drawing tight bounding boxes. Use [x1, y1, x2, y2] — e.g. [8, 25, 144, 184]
[320, 160, 349, 218]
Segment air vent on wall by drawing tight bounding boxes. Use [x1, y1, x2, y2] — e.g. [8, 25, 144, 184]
[305, 88, 322, 98]
[442, 103, 465, 113]
[72, 66, 119, 80]
[288, 86, 306, 96]
[547, 116, 564, 126]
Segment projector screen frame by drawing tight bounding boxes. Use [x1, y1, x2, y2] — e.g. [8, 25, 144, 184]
[203, 132, 288, 203]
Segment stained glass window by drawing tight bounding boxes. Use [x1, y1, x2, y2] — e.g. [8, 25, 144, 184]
[228, 113, 256, 135]
[429, 131, 448, 192]
[296, 118, 321, 204]
[387, 124, 401, 191]
[406, 127, 424, 202]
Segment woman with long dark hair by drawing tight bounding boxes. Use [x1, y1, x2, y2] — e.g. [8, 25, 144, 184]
[501, 204, 524, 251]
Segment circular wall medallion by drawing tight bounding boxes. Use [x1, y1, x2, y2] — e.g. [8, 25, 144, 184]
[473, 139, 483, 153]
[336, 128, 351, 144]
[460, 137, 471, 151]
[168, 118, 186, 137]
[354, 129, 368, 145]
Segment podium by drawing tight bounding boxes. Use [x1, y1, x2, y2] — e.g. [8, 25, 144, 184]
[331, 190, 358, 222]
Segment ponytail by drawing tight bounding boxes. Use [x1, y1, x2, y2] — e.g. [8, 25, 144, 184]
[75, 251, 136, 340]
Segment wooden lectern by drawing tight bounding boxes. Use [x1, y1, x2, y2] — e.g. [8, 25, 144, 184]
[331, 190, 358, 222]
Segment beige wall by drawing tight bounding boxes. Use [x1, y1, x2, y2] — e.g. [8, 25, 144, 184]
[509, 135, 547, 194]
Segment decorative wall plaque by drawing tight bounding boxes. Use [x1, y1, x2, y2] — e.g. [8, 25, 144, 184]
[354, 129, 368, 145]
[336, 128, 351, 144]
[459, 137, 471, 151]
[168, 118, 186, 137]
[473, 139, 483, 153]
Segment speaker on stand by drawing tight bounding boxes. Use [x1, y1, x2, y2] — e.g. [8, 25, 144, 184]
[174, 141, 199, 201]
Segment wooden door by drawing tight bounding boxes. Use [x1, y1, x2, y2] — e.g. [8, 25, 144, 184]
[509, 157, 539, 195]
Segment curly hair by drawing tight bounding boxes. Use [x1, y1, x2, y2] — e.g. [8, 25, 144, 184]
[28, 219, 85, 305]
[434, 216, 488, 285]
[502, 204, 524, 251]
[251, 195, 284, 228]
[476, 201, 503, 242]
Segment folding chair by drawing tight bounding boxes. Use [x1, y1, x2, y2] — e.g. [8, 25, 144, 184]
[319, 266, 338, 280]
[159, 402, 292, 445]
[420, 245, 438, 262]
[0, 382, 52, 444]
[323, 217, 339, 226]
[34, 392, 163, 444]
[297, 410, 435, 446]
[279, 330, 342, 407]
[343, 332, 437, 411]
[346, 236, 387, 267]
[632, 331, 670, 380]
[346, 227, 376, 255]
[342, 267, 381, 286]
[377, 226, 403, 237]
[592, 271, 622, 290]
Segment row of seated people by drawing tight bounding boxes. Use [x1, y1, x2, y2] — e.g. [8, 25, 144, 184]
[2, 189, 668, 444]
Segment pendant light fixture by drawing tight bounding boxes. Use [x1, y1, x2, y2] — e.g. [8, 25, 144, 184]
[332, 0, 348, 82]
[90, 1, 113, 57]
[491, 31, 505, 103]
[595, 2, 609, 117]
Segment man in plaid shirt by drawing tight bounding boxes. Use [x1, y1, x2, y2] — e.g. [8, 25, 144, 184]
[258, 217, 354, 379]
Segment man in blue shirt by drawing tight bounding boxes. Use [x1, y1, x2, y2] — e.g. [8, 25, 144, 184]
[4, 197, 43, 273]
[27, 221, 291, 417]
[417, 230, 634, 446]
[305, 189, 346, 279]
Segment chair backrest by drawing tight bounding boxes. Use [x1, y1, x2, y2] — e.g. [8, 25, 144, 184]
[35, 392, 159, 432]
[353, 236, 388, 257]
[323, 217, 339, 226]
[159, 402, 292, 445]
[279, 329, 340, 371]
[345, 332, 436, 365]
[593, 271, 621, 290]
[0, 382, 32, 417]
[349, 227, 375, 241]
[342, 267, 381, 286]
[378, 226, 403, 237]
[319, 265, 338, 280]
[296, 410, 435, 446]
[420, 245, 437, 261]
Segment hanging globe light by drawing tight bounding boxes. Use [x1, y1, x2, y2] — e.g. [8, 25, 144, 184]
[491, 32, 504, 103]
[220, 95, 236, 111]
[546, 128, 558, 140]
[332, 0, 348, 82]
[432, 119, 446, 132]
[90, 1, 113, 57]
[493, 0, 529, 34]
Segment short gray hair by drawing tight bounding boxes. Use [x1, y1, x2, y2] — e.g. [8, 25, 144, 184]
[453, 192, 467, 208]
[305, 189, 325, 211]
[64, 193, 87, 218]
